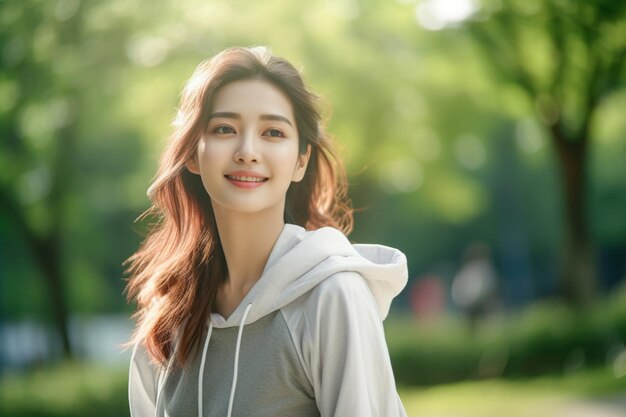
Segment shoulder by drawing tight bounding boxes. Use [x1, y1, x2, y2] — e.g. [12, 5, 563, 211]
[312, 271, 372, 301]
[302, 272, 380, 325]
[280, 271, 377, 322]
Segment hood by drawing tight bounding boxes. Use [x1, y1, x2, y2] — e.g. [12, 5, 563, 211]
[139, 222, 409, 417]
[209, 222, 408, 329]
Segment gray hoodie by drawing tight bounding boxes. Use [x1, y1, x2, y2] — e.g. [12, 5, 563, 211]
[129, 223, 409, 417]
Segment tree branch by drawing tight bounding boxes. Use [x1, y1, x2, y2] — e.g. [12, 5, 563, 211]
[465, 18, 537, 101]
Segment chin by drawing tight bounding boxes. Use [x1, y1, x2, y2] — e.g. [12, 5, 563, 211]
[211, 199, 277, 215]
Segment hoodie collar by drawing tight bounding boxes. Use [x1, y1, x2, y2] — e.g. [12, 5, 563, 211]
[209, 223, 408, 328]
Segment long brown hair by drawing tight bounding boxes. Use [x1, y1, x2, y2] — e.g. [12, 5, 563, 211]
[123, 46, 353, 368]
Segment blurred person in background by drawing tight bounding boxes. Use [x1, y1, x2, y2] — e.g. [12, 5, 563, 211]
[451, 242, 501, 334]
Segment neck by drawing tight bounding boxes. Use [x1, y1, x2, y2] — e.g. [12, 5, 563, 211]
[211, 205, 285, 296]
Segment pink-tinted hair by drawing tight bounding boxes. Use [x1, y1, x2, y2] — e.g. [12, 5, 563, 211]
[123, 46, 353, 367]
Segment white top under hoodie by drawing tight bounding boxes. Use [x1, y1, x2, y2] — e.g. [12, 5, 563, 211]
[129, 223, 409, 417]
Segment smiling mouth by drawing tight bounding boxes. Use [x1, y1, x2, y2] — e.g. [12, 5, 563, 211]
[224, 175, 269, 183]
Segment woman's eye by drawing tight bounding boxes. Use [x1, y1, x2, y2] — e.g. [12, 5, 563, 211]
[213, 125, 235, 134]
[265, 128, 285, 138]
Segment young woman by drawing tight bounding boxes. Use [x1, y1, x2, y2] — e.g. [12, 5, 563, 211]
[125, 46, 409, 417]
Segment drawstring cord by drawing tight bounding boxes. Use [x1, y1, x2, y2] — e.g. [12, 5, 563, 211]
[195, 302, 253, 417]
[226, 303, 253, 417]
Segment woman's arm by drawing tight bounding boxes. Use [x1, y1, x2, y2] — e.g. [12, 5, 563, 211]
[303, 271, 408, 417]
[128, 339, 161, 417]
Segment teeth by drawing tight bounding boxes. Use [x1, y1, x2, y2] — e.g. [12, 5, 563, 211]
[228, 175, 266, 182]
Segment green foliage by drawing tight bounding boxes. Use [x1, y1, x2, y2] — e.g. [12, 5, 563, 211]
[0, 0, 624, 319]
[386, 282, 626, 386]
[0, 361, 129, 417]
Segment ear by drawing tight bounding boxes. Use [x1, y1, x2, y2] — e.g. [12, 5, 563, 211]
[185, 154, 200, 175]
[292, 144, 311, 182]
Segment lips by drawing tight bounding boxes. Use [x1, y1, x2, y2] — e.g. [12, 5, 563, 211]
[224, 171, 269, 189]
[225, 170, 269, 181]
[224, 174, 268, 183]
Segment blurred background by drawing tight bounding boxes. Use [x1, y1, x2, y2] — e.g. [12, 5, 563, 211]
[1, 0, 625, 415]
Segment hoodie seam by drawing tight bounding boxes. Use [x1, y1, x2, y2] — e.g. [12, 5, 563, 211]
[278, 307, 315, 397]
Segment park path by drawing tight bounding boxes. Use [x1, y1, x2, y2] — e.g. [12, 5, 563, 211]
[559, 394, 626, 417]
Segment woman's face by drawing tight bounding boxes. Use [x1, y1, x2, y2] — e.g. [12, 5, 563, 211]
[186, 78, 311, 216]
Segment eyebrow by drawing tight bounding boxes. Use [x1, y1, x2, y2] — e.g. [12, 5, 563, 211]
[208, 111, 293, 127]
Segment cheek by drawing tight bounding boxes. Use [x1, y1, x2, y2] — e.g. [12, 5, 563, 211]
[198, 140, 228, 166]
[271, 142, 300, 164]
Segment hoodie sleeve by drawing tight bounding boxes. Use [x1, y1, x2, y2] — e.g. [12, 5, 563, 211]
[303, 271, 408, 417]
[128, 339, 161, 417]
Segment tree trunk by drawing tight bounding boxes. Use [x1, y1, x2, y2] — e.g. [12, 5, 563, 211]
[550, 124, 597, 307]
[43, 105, 80, 359]
[37, 233, 72, 358]
[1, 188, 73, 358]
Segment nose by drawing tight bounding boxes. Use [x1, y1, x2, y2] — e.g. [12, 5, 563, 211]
[233, 129, 261, 164]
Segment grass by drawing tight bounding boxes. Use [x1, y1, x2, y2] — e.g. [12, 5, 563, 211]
[398, 366, 626, 417]
[0, 361, 130, 417]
